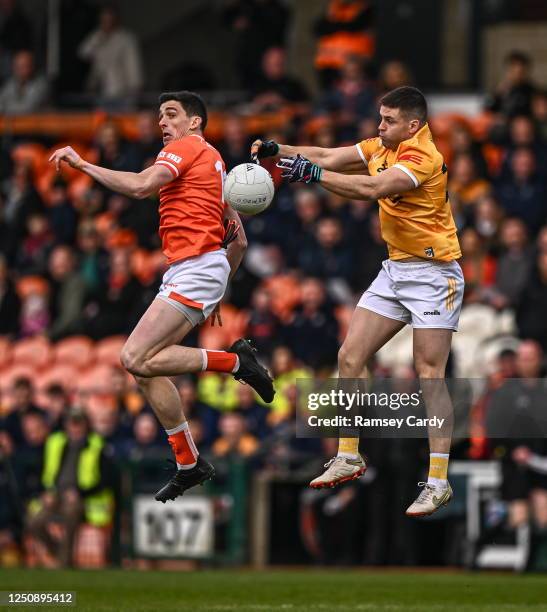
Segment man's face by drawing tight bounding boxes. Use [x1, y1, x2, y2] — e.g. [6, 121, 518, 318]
[378, 105, 418, 149]
[158, 101, 200, 144]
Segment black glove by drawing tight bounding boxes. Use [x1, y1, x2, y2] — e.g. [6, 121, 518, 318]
[276, 154, 322, 184]
[251, 139, 279, 161]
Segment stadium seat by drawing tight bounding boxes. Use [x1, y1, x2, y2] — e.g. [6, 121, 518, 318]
[35, 364, 78, 393]
[12, 142, 48, 177]
[94, 336, 126, 367]
[54, 336, 95, 370]
[0, 364, 35, 394]
[77, 364, 119, 395]
[12, 336, 53, 369]
[198, 304, 248, 349]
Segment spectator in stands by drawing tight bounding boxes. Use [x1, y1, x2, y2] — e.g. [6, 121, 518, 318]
[46, 245, 86, 341]
[47, 179, 77, 246]
[495, 147, 547, 234]
[17, 212, 54, 275]
[516, 251, 547, 351]
[297, 216, 353, 285]
[76, 220, 109, 299]
[83, 248, 142, 340]
[0, 50, 48, 115]
[134, 111, 163, 171]
[246, 285, 281, 356]
[448, 154, 491, 208]
[471, 195, 503, 252]
[177, 376, 219, 448]
[316, 55, 376, 142]
[222, 0, 290, 89]
[96, 120, 140, 176]
[378, 60, 413, 95]
[42, 383, 70, 431]
[486, 50, 537, 118]
[26, 406, 114, 567]
[494, 218, 533, 308]
[218, 115, 254, 171]
[252, 47, 309, 111]
[0, 0, 33, 81]
[0, 253, 20, 337]
[532, 89, 547, 142]
[314, 0, 374, 89]
[15, 409, 49, 504]
[459, 227, 497, 305]
[1, 377, 42, 446]
[282, 278, 339, 372]
[495, 115, 547, 179]
[285, 187, 324, 266]
[1, 159, 44, 264]
[125, 412, 165, 460]
[212, 411, 259, 460]
[78, 4, 143, 110]
[449, 121, 489, 178]
[486, 341, 546, 531]
[234, 383, 270, 440]
[20, 285, 49, 337]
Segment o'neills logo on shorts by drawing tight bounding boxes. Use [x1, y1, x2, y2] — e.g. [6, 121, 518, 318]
[424, 247, 435, 258]
[423, 310, 440, 315]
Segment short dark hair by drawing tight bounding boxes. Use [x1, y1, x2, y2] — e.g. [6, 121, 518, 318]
[379, 86, 428, 124]
[158, 90, 208, 130]
[506, 51, 530, 66]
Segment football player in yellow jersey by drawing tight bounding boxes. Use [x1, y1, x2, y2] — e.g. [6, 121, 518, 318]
[252, 86, 464, 516]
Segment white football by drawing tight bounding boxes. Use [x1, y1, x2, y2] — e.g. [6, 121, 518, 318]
[224, 163, 274, 215]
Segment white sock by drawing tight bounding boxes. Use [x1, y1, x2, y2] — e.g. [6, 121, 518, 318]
[232, 355, 240, 373]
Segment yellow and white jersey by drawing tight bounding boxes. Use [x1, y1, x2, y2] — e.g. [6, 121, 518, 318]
[356, 123, 461, 262]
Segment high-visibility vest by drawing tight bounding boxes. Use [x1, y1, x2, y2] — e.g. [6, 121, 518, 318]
[42, 431, 114, 527]
[315, 0, 375, 70]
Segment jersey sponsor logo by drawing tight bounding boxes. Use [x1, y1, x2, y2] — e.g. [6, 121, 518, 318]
[398, 154, 422, 164]
[377, 160, 388, 173]
[157, 151, 183, 164]
[424, 247, 435, 258]
[423, 310, 440, 316]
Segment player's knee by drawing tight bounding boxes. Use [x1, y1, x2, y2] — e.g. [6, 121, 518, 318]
[121, 345, 150, 377]
[415, 361, 445, 378]
[338, 346, 362, 375]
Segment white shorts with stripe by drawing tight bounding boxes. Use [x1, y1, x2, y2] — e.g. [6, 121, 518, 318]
[157, 249, 230, 327]
[358, 259, 464, 331]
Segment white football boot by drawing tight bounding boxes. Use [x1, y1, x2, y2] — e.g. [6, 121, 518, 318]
[309, 455, 367, 489]
[405, 481, 453, 517]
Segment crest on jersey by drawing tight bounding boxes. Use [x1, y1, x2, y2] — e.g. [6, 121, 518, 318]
[424, 247, 435, 258]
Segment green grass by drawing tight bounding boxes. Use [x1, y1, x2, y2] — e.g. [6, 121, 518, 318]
[1, 568, 547, 611]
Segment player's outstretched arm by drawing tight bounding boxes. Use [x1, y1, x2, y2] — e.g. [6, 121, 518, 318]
[48, 146, 173, 199]
[277, 155, 415, 200]
[251, 139, 364, 173]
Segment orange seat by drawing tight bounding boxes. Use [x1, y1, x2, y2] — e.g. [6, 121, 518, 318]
[54, 336, 95, 370]
[77, 364, 118, 394]
[12, 336, 53, 369]
[0, 364, 36, 393]
[198, 304, 248, 350]
[35, 364, 78, 392]
[12, 143, 48, 177]
[0, 337, 12, 369]
[94, 336, 126, 367]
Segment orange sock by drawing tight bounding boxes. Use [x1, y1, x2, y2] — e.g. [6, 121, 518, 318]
[166, 422, 198, 470]
[201, 349, 239, 373]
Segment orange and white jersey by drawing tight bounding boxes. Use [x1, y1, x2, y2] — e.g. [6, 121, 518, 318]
[154, 134, 226, 265]
[356, 124, 461, 262]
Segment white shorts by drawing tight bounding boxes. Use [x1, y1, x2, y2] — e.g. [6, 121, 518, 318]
[157, 249, 230, 327]
[358, 259, 464, 331]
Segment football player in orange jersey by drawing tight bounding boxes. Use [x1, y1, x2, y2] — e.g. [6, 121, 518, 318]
[50, 91, 274, 503]
[253, 86, 463, 516]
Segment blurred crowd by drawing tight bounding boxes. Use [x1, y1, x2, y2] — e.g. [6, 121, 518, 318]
[1, 0, 547, 569]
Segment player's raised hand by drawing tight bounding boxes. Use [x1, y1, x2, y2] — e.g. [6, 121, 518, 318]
[48, 146, 84, 172]
[277, 154, 322, 184]
[251, 139, 279, 162]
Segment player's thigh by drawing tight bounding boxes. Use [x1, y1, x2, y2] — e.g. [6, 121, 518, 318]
[122, 298, 194, 365]
[339, 306, 405, 371]
[413, 327, 453, 376]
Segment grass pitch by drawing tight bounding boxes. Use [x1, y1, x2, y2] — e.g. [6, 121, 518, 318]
[1, 568, 547, 611]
